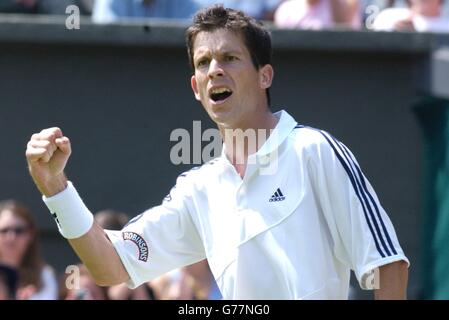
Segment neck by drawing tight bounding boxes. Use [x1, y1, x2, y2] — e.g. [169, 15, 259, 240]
[0, 255, 21, 268]
[220, 110, 278, 178]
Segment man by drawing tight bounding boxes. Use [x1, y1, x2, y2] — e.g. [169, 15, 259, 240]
[25, 5, 408, 299]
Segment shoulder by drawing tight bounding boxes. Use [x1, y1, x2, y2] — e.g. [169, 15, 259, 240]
[171, 157, 223, 190]
[289, 124, 348, 164]
[373, 8, 411, 31]
[277, 0, 302, 11]
[275, 0, 304, 19]
[290, 125, 334, 151]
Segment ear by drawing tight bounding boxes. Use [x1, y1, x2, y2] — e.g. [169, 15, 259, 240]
[259, 64, 274, 90]
[191, 75, 201, 101]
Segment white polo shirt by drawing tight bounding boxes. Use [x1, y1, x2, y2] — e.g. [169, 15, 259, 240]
[104, 110, 409, 299]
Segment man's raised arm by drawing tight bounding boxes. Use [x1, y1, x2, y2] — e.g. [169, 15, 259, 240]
[25, 127, 129, 286]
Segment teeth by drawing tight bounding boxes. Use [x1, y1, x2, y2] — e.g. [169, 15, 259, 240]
[211, 87, 231, 95]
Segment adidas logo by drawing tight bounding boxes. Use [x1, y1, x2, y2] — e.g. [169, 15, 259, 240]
[269, 188, 285, 202]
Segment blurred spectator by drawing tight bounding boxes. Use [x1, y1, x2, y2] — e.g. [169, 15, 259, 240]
[195, 0, 283, 20]
[94, 209, 156, 299]
[361, 0, 396, 28]
[147, 269, 185, 299]
[362, 0, 397, 9]
[274, 0, 361, 29]
[64, 263, 108, 300]
[182, 260, 222, 300]
[0, 0, 40, 13]
[150, 267, 199, 299]
[0, 0, 91, 15]
[0, 264, 18, 300]
[92, 0, 200, 24]
[150, 260, 221, 300]
[95, 209, 129, 230]
[372, 0, 449, 32]
[40, 0, 92, 15]
[0, 200, 58, 300]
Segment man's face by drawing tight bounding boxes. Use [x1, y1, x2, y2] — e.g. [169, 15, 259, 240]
[191, 29, 273, 129]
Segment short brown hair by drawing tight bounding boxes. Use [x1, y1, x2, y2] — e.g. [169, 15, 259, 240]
[186, 5, 273, 105]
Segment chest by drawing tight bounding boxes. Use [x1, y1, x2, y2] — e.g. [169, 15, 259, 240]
[193, 151, 327, 269]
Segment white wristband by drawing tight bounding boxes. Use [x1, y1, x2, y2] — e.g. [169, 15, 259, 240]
[43, 181, 94, 239]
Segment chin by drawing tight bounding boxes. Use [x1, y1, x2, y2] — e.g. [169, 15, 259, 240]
[204, 103, 229, 119]
[209, 109, 236, 126]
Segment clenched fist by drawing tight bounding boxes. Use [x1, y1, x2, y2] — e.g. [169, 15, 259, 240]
[25, 127, 71, 197]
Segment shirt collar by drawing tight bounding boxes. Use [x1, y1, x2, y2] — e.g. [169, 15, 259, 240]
[220, 109, 297, 161]
[255, 109, 297, 156]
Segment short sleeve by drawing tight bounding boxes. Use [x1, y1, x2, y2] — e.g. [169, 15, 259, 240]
[105, 172, 206, 289]
[307, 130, 409, 289]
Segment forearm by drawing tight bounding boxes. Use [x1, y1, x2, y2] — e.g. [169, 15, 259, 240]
[69, 222, 130, 286]
[26, 129, 130, 286]
[374, 260, 409, 300]
[34, 173, 68, 197]
[43, 179, 129, 286]
[330, 0, 359, 24]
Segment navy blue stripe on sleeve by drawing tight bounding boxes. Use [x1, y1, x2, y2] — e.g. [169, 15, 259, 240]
[337, 141, 398, 255]
[319, 131, 388, 258]
[293, 124, 396, 258]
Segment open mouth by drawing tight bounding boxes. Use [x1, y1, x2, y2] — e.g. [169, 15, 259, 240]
[210, 87, 233, 103]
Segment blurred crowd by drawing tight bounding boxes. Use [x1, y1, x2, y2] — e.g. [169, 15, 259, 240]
[0, 0, 447, 32]
[0, 200, 222, 300]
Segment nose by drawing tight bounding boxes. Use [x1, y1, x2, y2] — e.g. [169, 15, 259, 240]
[207, 59, 224, 79]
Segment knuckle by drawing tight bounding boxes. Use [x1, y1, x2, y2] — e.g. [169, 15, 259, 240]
[51, 127, 62, 135]
[26, 147, 34, 156]
[40, 127, 58, 138]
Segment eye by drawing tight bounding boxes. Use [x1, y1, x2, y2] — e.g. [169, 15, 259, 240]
[196, 58, 209, 68]
[225, 55, 238, 62]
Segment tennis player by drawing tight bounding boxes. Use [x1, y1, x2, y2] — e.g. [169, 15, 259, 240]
[25, 5, 409, 299]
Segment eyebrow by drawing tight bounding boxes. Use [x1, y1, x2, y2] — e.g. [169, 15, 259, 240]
[195, 49, 243, 58]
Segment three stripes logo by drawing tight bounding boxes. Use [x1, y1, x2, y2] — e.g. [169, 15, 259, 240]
[269, 188, 285, 202]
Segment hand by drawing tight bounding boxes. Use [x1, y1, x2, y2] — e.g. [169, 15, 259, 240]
[16, 284, 37, 300]
[25, 127, 71, 196]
